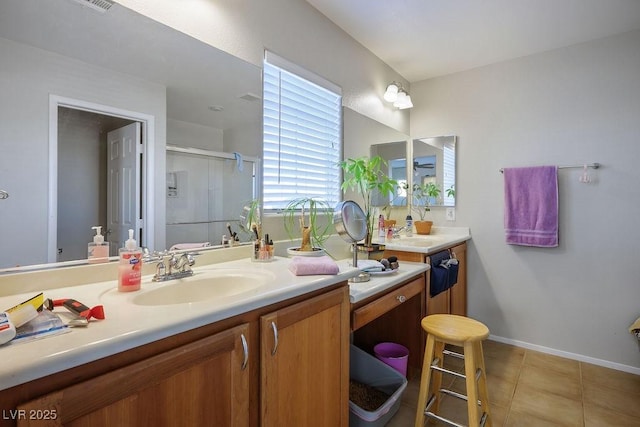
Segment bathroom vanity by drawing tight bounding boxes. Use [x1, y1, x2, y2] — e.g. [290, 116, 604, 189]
[0, 259, 356, 426]
[0, 228, 470, 426]
[350, 263, 428, 376]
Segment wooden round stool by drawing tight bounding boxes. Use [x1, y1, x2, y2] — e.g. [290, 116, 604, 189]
[414, 314, 492, 427]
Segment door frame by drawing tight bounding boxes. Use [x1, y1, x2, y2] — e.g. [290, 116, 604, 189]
[48, 95, 155, 263]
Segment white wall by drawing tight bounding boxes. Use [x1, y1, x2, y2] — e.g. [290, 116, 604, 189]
[224, 124, 262, 158]
[410, 30, 640, 371]
[117, 0, 410, 135]
[167, 118, 224, 151]
[0, 37, 167, 268]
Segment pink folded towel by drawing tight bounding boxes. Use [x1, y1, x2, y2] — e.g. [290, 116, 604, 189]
[288, 255, 339, 276]
[504, 166, 559, 247]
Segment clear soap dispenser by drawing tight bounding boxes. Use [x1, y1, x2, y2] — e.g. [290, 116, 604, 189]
[118, 229, 143, 292]
[88, 226, 109, 264]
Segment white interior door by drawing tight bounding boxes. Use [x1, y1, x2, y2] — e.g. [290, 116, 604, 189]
[107, 122, 141, 253]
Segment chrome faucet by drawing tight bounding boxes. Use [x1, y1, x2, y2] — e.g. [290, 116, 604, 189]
[171, 252, 196, 274]
[392, 226, 406, 238]
[146, 250, 197, 282]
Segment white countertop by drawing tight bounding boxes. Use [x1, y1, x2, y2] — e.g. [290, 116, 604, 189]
[0, 257, 362, 391]
[348, 261, 429, 303]
[374, 226, 471, 254]
[0, 254, 434, 391]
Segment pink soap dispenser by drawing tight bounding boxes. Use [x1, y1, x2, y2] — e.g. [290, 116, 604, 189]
[118, 229, 143, 292]
[88, 226, 109, 264]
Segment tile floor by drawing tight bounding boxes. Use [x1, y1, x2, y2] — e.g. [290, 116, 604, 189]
[387, 340, 640, 426]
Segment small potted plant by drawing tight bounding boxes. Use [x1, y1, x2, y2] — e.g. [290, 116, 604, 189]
[282, 197, 334, 256]
[381, 182, 408, 229]
[340, 156, 397, 247]
[412, 182, 441, 234]
[381, 203, 396, 230]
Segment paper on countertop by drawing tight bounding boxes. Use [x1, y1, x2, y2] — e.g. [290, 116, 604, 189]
[9, 310, 70, 345]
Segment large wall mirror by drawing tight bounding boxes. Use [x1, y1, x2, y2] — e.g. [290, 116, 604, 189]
[0, 1, 261, 270]
[370, 142, 408, 207]
[343, 108, 409, 210]
[412, 136, 457, 207]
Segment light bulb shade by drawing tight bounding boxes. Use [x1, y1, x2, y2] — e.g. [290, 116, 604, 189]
[383, 83, 398, 102]
[393, 90, 407, 107]
[398, 94, 413, 109]
[393, 88, 413, 109]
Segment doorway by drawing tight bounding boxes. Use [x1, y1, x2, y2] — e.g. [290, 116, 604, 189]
[49, 95, 155, 263]
[57, 108, 135, 261]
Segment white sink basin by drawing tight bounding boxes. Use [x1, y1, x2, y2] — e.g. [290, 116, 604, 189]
[131, 269, 274, 306]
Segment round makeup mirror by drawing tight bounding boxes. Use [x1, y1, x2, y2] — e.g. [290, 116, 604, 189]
[334, 201, 369, 282]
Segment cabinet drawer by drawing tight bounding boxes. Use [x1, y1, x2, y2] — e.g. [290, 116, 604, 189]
[352, 277, 424, 330]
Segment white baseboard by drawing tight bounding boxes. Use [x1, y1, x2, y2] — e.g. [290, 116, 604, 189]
[489, 334, 640, 376]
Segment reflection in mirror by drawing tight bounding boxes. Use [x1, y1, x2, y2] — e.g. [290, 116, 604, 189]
[165, 147, 259, 249]
[342, 108, 409, 214]
[0, 1, 262, 270]
[412, 136, 457, 207]
[370, 142, 407, 207]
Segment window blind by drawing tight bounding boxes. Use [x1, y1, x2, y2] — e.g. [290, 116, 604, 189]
[443, 142, 455, 205]
[263, 54, 342, 210]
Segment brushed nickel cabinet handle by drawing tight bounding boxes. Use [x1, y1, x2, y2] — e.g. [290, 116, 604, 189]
[271, 321, 279, 356]
[241, 333, 248, 370]
[396, 295, 407, 303]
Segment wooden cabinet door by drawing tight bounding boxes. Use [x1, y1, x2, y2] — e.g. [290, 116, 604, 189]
[17, 323, 251, 427]
[260, 286, 349, 427]
[450, 243, 467, 316]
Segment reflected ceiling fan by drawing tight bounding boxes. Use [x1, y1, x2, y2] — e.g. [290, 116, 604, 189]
[413, 160, 435, 171]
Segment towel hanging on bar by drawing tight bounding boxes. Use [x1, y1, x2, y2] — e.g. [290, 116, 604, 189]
[503, 166, 559, 247]
[429, 250, 458, 297]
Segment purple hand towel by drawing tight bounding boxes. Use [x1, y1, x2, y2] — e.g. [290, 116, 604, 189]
[288, 255, 339, 276]
[504, 166, 559, 247]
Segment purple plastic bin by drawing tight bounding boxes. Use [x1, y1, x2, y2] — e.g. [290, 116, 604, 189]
[373, 342, 409, 377]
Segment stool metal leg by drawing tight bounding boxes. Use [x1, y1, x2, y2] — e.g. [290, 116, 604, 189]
[430, 340, 445, 414]
[415, 334, 436, 427]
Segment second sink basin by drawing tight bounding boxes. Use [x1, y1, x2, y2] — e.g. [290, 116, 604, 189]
[132, 269, 274, 306]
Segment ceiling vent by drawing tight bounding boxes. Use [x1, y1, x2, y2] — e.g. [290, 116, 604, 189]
[239, 93, 261, 102]
[69, 0, 114, 13]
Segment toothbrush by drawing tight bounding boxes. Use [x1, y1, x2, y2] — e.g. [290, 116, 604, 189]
[252, 224, 260, 240]
[226, 222, 237, 240]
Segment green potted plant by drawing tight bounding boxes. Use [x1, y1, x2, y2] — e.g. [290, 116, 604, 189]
[282, 197, 334, 256]
[446, 184, 456, 200]
[239, 198, 262, 238]
[412, 182, 441, 234]
[340, 156, 397, 247]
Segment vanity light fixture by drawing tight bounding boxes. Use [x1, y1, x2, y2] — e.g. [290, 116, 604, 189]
[383, 82, 413, 109]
